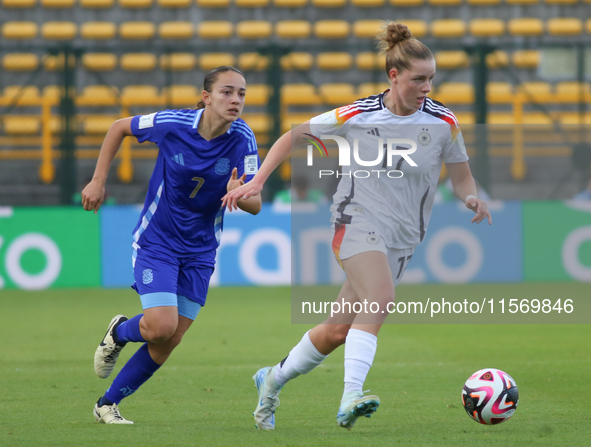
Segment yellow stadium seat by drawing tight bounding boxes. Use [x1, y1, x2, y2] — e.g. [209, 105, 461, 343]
[2, 0, 37, 7]
[2, 53, 39, 71]
[41, 22, 77, 40]
[43, 54, 75, 71]
[486, 82, 513, 103]
[120, 22, 156, 40]
[353, 20, 383, 39]
[41, 0, 74, 7]
[237, 21, 273, 39]
[245, 84, 272, 106]
[358, 83, 390, 97]
[197, 0, 229, 5]
[81, 22, 116, 39]
[280, 52, 313, 71]
[454, 113, 475, 125]
[120, 53, 157, 71]
[398, 20, 428, 38]
[238, 53, 270, 71]
[121, 85, 162, 105]
[512, 50, 540, 69]
[431, 19, 466, 38]
[241, 114, 272, 133]
[162, 85, 200, 106]
[356, 53, 385, 71]
[587, 19, 591, 35]
[273, 0, 307, 5]
[428, 0, 460, 5]
[435, 51, 469, 69]
[159, 22, 193, 39]
[236, 0, 269, 5]
[506, 0, 537, 3]
[3, 116, 41, 135]
[197, 21, 233, 39]
[3, 86, 41, 101]
[547, 18, 582, 36]
[276, 21, 311, 39]
[80, 0, 114, 7]
[281, 84, 320, 106]
[508, 18, 544, 36]
[160, 53, 197, 71]
[389, 0, 423, 5]
[2, 22, 38, 40]
[487, 113, 514, 125]
[435, 83, 474, 104]
[82, 53, 117, 71]
[158, 0, 190, 5]
[558, 112, 591, 126]
[522, 112, 553, 127]
[319, 83, 356, 105]
[555, 82, 590, 102]
[317, 52, 352, 70]
[470, 19, 504, 37]
[312, 0, 345, 5]
[486, 50, 509, 69]
[281, 113, 316, 133]
[351, 0, 384, 5]
[545, 0, 576, 3]
[519, 82, 553, 101]
[77, 85, 119, 105]
[314, 20, 350, 39]
[82, 115, 120, 135]
[467, 0, 500, 4]
[200, 53, 235, 70]
[119, 0, 152, 6]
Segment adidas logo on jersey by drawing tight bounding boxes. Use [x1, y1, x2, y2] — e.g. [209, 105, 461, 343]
[367, 128, 380, 137]
[171, 153, 185, 166]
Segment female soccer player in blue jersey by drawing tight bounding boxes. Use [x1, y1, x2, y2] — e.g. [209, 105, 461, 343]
[82, 66, 261, 424]
[224, 23, 492, 431]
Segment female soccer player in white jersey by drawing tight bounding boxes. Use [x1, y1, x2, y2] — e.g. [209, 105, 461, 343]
[81, 66, 262, 424]
[223, 22, 492, 431]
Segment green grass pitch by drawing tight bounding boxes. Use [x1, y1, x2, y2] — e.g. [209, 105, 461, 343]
[1, 283, 589, 447]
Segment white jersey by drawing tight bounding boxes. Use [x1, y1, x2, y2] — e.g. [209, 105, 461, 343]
[309, 91, 468, 249]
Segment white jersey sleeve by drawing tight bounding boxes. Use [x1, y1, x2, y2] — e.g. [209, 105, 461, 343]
[442, 126, 469, 163]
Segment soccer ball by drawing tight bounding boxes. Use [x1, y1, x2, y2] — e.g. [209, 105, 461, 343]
[462, 368, 519, 425]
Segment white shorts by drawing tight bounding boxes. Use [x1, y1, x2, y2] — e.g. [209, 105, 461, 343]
[331, 210, 415, 287]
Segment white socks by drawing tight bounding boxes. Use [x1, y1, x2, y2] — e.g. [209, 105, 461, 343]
[274, 330, 328, 386]
[343, 329, 378, 395]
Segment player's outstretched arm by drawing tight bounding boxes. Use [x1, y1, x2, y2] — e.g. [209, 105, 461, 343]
[222, 121, 312, 211]
[82, 117, 133, 214]
[446, 161, 492, 225]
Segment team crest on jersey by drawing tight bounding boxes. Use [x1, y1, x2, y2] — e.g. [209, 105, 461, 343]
[418, 129, 431, 146]
[366, 232, 380, 245]
[215, 158, 230, 175]
[142, 269, 153, 284]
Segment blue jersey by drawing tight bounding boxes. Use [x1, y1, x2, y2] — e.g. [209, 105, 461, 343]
[130, 108, 259, 256]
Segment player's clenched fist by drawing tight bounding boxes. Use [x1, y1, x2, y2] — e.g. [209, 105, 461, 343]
[81, 179, 105, 214]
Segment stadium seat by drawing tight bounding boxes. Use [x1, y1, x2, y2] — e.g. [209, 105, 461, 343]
[389, 0, 423, 5]
[512, 50, 540, 69]
[237, 21, 273, 39]
[41, 0, 74, 7]
[351, 0, 385, 6]
[43, 54, 75, 71]
[2, 53, 39, 71]
[82, 115, 120, 135]
[82, 53, 118, 71]
[486, 50, 509, 69]
[81, 22, 116, 40]
[518, 82, 553, 101]
[487, 113, 514, 125]
[162, 85, 200, 106]
[41, 22, 77, 40]
[281, 84, 320, 106]
[280, 52, 313, 71]
[505, 0, 537, 3]
[80, 0, 114, 6]
[236, 0, 269, 5]
[356, 52, 385, 70]
[312, 0, 345, 6]
[245, 84, 272, 105]
[547, 18, 582, 36]
[238, 53, 270, 71]
[121, 85, 162, 105]
[318, 83, 356, 105]
[398, 20, 428, 38]
[317, 52, 352, 70]
[508, 18, 544, 37]
[358, 83, 389, 97]
[2, 22, 38, 40]
[467, 0, 500, 4]
[544, 0, 576, 3]
[120, 53, 157, 71]
[119, 0, 153, 7]
[3, 116, 41, 135]
[276, 21, 312, 39]
[3, 86, 41, 102]
[435, 83, 474, 104]
[353, 20, 384, 39]
[555, 81, 590, 102]
[453, 113, 475, 125]
[197, 0, 229, 5]
[241, 113, 272, 134]
[486, 82, 513, 103]
[197, 21, 233, 39]
[428, 0, 460, 5]
[77, 85, 119, 106]
[200, 53, 235, 70]
[157, 0, 191, 5]
[469, 19, 505, 37]
[522, 112, 553, 127]
[558, 112, 591, 126]
[120, 22, 156, 40]
[431, 20, 466, 38]
[2, 0, 37, 7]
[434, 51, 469, 70]
[160, 53, 197, 71]
[273, 0, 307, 5]
[314, 20, 350, 39]
[159, 22, 194, 39]
[587, 19, 591, 35]
[42, 85, 66, 103]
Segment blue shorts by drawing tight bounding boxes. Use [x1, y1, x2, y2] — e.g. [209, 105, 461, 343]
[132, 246, 216, 312]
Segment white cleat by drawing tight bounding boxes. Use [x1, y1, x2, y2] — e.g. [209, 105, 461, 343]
[336, 391, 380, 430]
[252, 366, 282, 430]
[94, 314, 128, 379]
[93, 402, 134, 424]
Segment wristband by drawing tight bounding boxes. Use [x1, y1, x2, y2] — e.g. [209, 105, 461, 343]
[465, 194, 478, 203]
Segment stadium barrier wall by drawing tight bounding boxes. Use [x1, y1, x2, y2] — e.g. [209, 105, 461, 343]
[0, 202, 590, 290]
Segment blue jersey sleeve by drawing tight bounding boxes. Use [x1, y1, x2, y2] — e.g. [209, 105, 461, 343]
[131, 112, 162, 145]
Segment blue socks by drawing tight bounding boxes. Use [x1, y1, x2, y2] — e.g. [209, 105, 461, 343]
[115, 314, 146, 344]
[104, 343, 161, 404]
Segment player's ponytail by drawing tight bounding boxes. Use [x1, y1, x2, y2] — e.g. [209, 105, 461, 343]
[377, 21, 433, 78]
[196, 65, 245, 109]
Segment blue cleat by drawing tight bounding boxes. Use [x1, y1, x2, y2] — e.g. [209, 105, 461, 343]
[336, 391, 380, 430]
[252, 366, 282, 430]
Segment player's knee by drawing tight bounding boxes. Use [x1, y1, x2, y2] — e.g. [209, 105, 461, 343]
[145, 320, 178, 344]
[329, 325, 350, 347]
